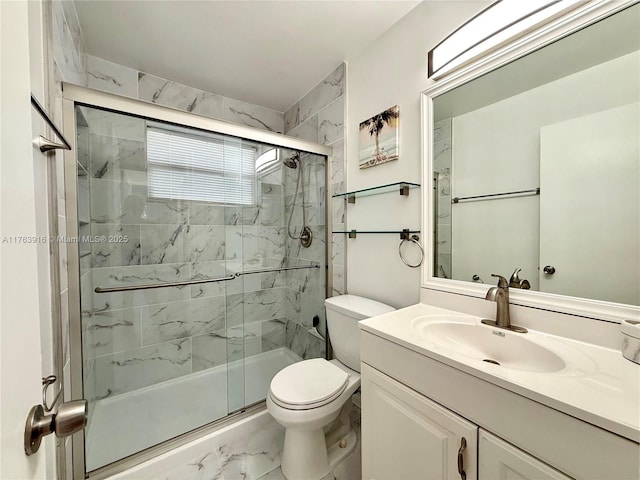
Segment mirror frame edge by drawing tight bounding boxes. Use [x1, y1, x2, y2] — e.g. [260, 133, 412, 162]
[420, 0, 640, 324]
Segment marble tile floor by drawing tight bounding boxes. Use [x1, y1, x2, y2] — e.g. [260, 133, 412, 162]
[158, 400, 361, 480]
[256, 402, 362, 480]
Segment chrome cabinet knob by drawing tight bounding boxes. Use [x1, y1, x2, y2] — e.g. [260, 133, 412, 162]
[543, 265, 556, 275]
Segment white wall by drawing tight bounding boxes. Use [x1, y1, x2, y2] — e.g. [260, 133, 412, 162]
[1, 1, 51, 477]
[345, 1, 489, 308]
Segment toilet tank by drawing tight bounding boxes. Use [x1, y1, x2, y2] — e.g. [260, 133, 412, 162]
[325, 295, 395, 372]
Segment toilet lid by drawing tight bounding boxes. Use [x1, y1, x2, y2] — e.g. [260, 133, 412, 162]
[270, 358, 349, 408]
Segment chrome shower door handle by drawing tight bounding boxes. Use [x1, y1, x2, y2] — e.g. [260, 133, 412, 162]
[457, 436, 467, 480]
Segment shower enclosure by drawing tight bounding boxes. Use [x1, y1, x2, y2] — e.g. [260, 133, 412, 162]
[63, 85, 331, 475]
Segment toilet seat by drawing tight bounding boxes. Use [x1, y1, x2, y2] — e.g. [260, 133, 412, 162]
[269, 358, 349, 410]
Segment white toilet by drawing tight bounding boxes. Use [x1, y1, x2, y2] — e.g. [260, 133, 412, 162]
[267, 294, 395, 480]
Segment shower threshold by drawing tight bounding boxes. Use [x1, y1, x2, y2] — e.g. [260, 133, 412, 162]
[85, 347, 301, 471]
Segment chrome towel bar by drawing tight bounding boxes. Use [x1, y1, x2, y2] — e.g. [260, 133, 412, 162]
[30, 94, 72, 152]
[95, 263, 321, 293]
[452, 187, 540, 204]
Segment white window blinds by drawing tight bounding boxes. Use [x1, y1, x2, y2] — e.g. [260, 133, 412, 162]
[146, 126, 257, 205]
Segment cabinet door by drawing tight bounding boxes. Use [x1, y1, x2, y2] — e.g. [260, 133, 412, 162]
[362, 364, 477, 480]
[479, 430, 572, 480]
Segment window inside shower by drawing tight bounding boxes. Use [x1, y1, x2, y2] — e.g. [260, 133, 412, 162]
[75, 105, 327, 471]
[146, 125, 257, 205]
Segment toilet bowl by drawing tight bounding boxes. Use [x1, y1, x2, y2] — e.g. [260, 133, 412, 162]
[267, 359, 360, 480]
[267, 295, 395, 480]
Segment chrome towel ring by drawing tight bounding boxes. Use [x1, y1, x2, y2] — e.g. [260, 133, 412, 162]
[399, 234, 424, 268]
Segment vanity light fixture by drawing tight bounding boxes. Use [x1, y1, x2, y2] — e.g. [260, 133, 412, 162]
[428, 0, 584, 79]
[255, 147, 278, 174]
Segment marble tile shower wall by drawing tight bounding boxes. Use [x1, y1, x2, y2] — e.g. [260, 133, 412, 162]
[51, 1, 88, 477]
[281, 151, 327, 360]
[86, 55, 284, 133]
[52, 7, 337, 412]
[52, 0, 87, 87]
[81, 56, 341, 365]
[68, 54, 336, 401]
[81, 110, 300, 400]
[284, 63, 346, 300]
[433, 119, 452, 279]
[280, 63, 346, 358]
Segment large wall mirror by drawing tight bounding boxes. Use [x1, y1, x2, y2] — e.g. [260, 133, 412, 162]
[423, 1, 639, 322]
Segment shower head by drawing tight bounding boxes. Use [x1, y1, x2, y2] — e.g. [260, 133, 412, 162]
[283, 153, 300, 169]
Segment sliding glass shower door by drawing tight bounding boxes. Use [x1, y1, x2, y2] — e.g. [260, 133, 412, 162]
[74, 104, 326, 471]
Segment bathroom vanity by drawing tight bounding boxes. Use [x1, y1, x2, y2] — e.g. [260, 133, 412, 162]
[359, 304, 640, 480]
[359, 3, 640, 478]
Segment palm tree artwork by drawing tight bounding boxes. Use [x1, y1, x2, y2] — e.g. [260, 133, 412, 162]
[358, 105, 399, 169]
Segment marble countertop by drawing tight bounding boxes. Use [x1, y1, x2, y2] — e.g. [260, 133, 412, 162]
[359, 303, 640, 443]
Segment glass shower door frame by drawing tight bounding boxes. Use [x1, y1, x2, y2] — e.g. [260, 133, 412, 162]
[62, 83, 333, 480]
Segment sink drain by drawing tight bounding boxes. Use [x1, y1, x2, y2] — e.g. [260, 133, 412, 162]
[483, 359, 501, 365]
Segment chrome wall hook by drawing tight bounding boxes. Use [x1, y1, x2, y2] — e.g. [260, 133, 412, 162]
[42, 375, 61, 412]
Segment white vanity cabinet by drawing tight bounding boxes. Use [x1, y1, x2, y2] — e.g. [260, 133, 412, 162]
[362, 364, 477, 480]
[479, 430, 571, 480]
[360, 328, 640, 480]
[362, 363, 571, 480]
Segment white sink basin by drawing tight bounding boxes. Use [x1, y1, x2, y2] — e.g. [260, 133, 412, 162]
[414, 317, 566, 373]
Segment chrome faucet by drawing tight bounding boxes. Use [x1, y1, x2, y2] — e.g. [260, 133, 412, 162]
[508, 268, 531, 289]
[481, 274, 527, 333]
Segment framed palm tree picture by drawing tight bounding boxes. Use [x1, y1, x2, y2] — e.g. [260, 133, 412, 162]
[358, 105, 399, 169]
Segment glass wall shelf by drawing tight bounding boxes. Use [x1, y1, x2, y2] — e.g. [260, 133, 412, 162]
[332, 181, 420, 203]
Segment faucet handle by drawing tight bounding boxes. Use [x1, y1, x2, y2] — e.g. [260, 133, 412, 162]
[491, 274, 508, 288]
[509, 268, 522, 287]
